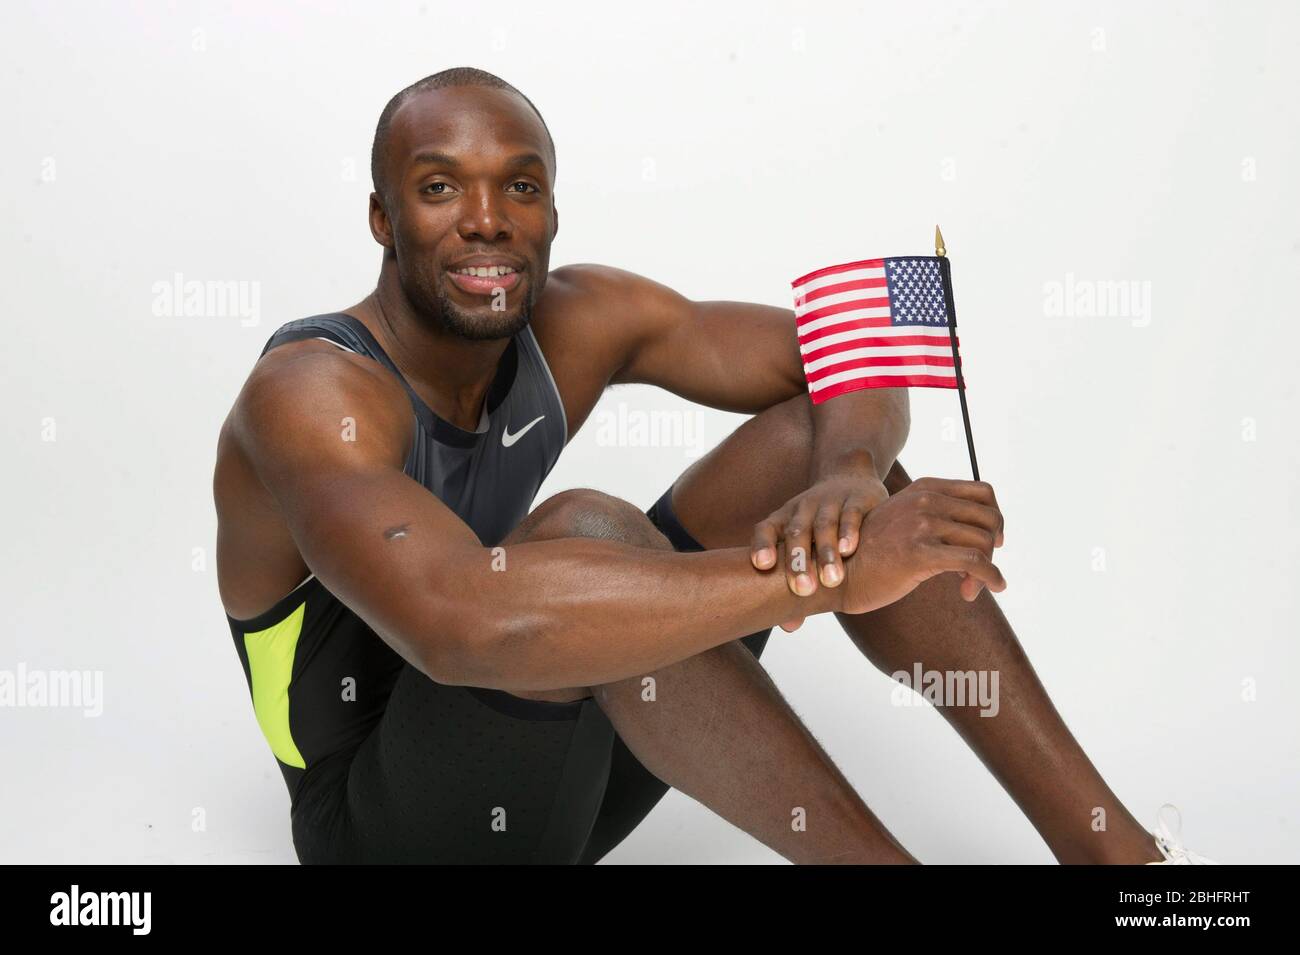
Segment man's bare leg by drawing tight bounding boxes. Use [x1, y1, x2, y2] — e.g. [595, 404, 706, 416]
[668, 395, 1163, 864]
[503, 488, 916, 864]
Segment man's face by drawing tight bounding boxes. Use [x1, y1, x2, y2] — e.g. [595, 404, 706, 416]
[373, 86, 557, 340]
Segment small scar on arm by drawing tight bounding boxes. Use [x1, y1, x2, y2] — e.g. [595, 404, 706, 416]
[383, 523, 412, 541]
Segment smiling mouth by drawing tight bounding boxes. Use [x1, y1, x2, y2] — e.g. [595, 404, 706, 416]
[446, 266, 523, 296]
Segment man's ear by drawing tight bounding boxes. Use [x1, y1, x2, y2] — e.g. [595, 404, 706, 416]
[368, 192, 394, 249]
[552, 203, 559, 241]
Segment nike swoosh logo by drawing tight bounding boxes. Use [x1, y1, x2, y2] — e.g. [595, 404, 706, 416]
[501, 415, 545, 448]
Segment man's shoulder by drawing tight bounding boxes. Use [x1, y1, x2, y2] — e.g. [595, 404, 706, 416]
[545, 261, 644, 293]
[240, 337, 405, 418]
[224, 336, 410, 468]
[536, 263, 642, 322]
[533, 263, 685, 347]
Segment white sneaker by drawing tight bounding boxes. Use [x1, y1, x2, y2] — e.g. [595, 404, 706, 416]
[1145, 803, 1219, 864]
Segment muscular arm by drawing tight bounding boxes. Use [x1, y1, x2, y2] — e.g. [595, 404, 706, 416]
[555, 264, 913, 593]
[229, 345, 851, 692]
[558, 264, 909, 480]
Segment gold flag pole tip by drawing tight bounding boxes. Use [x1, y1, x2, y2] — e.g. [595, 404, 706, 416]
[934, 224, 946, 258]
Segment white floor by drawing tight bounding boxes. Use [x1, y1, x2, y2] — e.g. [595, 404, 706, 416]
[0, 591, 1286, 864]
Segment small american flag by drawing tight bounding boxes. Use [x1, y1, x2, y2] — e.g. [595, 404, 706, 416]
[792, 256, 961, 404]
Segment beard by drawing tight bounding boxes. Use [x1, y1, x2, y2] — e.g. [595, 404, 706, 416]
[395, 251, 533, 342]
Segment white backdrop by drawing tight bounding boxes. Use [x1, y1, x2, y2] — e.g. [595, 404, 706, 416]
[2, 0, 1296, 864]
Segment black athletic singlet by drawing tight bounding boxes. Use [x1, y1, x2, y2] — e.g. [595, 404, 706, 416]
[225, 312, 772, 863]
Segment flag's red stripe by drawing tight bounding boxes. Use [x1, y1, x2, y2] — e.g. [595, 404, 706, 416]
[791, 258, 885, 289]
[801, 335, 959, 363]
[798, 317, 904, 344]
[811, 375, 960, 403]
[804, 354, 956, 384]
[795, 297, 893, 328]
[795, 276, 889, 308]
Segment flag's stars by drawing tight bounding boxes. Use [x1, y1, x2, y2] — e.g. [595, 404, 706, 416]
[883, 254, 950, 325]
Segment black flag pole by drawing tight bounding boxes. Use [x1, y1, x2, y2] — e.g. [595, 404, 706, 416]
[935, 225, 980, 481]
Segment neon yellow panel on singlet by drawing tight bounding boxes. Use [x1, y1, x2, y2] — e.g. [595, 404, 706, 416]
[243, 602, 307, 769]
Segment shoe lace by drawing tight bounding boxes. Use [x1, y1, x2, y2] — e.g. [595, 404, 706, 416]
[1152, 803, 1217, 865]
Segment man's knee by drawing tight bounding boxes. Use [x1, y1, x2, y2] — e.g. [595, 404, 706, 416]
[499, 489, 673, 705]
[510, 488, 673, 551]
[764, 394, 919, 497]
[759, 395, 925, 499]
[671, 394, 814, 514]
[756, 394, 816, 468]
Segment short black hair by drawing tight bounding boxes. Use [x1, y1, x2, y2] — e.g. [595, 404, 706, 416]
[370, 67, 556, 205]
